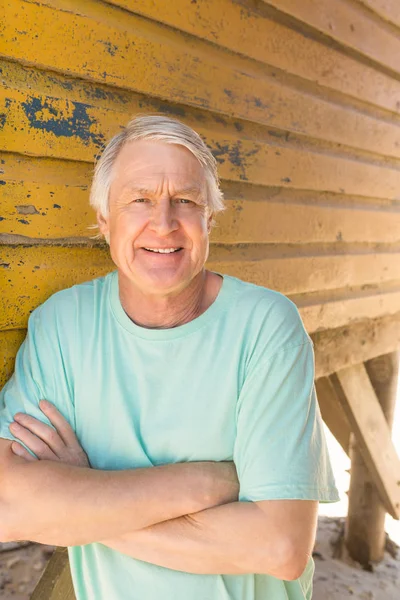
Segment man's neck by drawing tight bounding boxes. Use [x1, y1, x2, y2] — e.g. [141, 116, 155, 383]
[118, 270, 223, 329]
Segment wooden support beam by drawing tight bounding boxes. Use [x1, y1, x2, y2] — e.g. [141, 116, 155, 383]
[312, 311, 400, 378]
[315, 377, 351, 455]
[330, 363, 400, 520]
[30, 547, 75, 600]
[345, 352, 399, 564]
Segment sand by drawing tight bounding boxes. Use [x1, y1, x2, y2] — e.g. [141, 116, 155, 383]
[313, 517, 400, 599]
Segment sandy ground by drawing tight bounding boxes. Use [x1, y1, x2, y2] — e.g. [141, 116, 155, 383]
[313, 517, 400, 600]
[0, 541, 54, 599]
[1, 517, 399, 599]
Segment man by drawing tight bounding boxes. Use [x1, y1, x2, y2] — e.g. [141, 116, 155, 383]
[0, 115, 339, 599]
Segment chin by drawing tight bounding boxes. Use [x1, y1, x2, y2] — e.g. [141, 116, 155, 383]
[130, 269, 192, 295]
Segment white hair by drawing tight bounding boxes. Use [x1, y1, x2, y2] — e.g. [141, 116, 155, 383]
[89, 115, 225, 235]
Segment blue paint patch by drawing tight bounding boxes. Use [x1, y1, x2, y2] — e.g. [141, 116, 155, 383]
[18, 219, 29, 225]
[0, 98, 11, 130]
[0, 180, 6, 185]
[21, 96, 105, 147]
[253, 97, 268, 109]
[213, 115, 227, 126]
[212, 141, 258, 181]
[98, 40, 118, 56]
[53, 204, 61, 209]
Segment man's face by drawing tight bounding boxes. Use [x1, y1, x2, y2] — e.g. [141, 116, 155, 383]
[98, 140, 212, 296]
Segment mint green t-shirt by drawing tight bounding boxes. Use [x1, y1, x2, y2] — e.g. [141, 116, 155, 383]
[0, 271, 339, 600]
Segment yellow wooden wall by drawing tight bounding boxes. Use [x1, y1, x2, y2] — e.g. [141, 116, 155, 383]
[1, 0, 400, 388]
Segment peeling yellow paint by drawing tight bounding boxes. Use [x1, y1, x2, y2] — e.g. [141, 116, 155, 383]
[1, 2, 400, 158]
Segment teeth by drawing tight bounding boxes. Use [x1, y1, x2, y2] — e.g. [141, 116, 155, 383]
[144, 247, 180, 254]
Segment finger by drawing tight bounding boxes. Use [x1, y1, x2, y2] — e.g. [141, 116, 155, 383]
[39, 400, 80, 448]
[11, 441, 38, 462]
[13, 412, 65, 455]
[9, 422, 59, 461]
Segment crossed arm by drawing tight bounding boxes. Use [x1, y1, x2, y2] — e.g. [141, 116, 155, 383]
[0, 402, 318, 579]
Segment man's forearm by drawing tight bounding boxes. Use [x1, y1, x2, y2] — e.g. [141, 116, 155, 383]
[101, 500, 313, 580]
[1, 444, 238, 546]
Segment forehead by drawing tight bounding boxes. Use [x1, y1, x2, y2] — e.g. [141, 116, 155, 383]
[111, 140, 206, 190]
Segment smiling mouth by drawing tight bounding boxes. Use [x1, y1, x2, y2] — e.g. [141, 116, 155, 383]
[142, 247, 183, 254]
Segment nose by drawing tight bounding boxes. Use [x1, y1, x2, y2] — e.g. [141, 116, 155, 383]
[148, 199, 178, 236]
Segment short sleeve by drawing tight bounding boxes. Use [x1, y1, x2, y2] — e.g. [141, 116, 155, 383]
[233, 339, 340, 503]
[0, 302, 76, 453]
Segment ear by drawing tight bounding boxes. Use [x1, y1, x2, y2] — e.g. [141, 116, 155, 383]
[97, 211, 110, 243]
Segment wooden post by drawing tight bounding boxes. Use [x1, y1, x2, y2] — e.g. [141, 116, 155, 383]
[30, 547, 75, 600]
[345, 351, 399, 565]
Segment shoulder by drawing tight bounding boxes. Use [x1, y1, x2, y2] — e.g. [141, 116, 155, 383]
[222, 274, 311, 363]
[28, 272, 114, 332]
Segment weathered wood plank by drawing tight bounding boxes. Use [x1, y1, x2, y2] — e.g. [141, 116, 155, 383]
[312, 311, 400, 378]
[0, 329, 26, 389]
[103, 0, 400, 114]
[209, 245, 400, 296]
[330, 365, 400, 519]
[359, 0, 400, 28]
[345, 351, 399, 564]
[2, 245, 400, 331]
[0, 246, 113, 330]
[0, 153, 92, 238]
[2, 77, 400, 200]
[315, 377, 351, 455]
[30, 547, 75, 600]
[295, 285, 400, 334]
[0, 184, 93, 240]
[2, 153, 400, 243]
[1, 2, 400, 159]
[267, 0, 400, 76]
[215, 194, 400, 245]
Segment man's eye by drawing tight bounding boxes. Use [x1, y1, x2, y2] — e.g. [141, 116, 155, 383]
[133, 198, 148, 203]
[177, 198, 193, 204]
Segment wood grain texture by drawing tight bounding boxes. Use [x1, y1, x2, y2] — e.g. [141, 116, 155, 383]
[315, 377, 351, 455]
[331, 365, 400, 519]
[2, 2, 400, 159]
[266, 0, 400, 76]
[312, 311, 400, 378]
[30, 547, 75, 600]
[2, 89, 400, 201]
[2, 153, 400, 243]
[359, 0, 400, 28]
[103, 0, 400, 114]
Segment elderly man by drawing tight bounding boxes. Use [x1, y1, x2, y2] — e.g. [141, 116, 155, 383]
[0, 115, 338, 600]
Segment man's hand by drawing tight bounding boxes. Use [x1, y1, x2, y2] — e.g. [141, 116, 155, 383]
[9, 400, 90, 468]
[7, 405, 239, 513]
